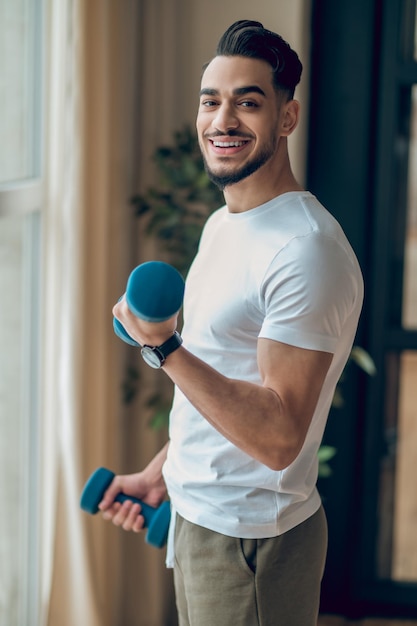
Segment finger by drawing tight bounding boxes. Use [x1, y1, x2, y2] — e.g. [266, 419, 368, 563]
[112, 499, 136, 527]
[122, 503, 143, 532]
[98, 494, 115, 512]
[101, 501, 121, 521]
[112, 296, 126, 320]
[132, 513, 146, 533]
[98, 476, 125, 511]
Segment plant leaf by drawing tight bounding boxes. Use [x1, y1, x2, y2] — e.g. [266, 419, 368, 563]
[317, 445, 337, 462]
[350, 346, 377, 376]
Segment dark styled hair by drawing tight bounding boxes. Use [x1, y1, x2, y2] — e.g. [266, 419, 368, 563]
[216, 20, 303, 99]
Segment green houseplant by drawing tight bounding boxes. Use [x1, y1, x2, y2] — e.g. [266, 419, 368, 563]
[128, 125, 375, 476]
[131, 126, 223, 275]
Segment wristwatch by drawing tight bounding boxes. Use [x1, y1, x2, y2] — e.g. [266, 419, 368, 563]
[141, 331, 183, 369]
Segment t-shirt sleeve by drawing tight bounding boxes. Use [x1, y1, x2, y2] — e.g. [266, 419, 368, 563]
[258, 232, 361, 353]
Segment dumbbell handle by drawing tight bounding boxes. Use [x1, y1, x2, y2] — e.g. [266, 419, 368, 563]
[113, 492, 158, 520]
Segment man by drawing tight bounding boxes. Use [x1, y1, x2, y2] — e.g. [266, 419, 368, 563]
[100, 20, 363, 625]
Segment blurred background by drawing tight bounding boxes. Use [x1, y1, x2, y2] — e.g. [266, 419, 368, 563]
[0, 0, 416, 624]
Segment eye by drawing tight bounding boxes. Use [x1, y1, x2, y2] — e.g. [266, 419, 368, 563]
[201, 99, 218, 108]
[239, 100, 258, 108]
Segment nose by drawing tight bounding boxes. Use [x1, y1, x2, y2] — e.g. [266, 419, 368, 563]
[212, 102, 239, 133]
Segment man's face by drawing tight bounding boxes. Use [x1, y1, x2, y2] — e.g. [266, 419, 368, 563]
[196, 55, 283, 189]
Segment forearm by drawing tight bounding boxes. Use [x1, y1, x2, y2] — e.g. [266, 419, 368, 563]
[144, 441, 170, 488]
[111, 299, 331, 470]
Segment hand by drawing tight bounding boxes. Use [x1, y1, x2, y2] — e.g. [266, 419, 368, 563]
[113, 295, 178, 347]
[98, 471, 168, 533]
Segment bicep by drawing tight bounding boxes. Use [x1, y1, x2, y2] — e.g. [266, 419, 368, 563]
[257, 338, 333, 435]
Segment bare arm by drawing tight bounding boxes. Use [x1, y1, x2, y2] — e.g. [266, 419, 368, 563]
[113, 299, 333, 470]
[162, 339, 332, 469]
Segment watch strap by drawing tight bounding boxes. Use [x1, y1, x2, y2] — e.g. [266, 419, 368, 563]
[141, 331, 183, 367]
[157, 331, 183, 360]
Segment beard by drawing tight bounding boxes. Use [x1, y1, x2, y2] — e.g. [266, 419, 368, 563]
[200, 136, 277, 190]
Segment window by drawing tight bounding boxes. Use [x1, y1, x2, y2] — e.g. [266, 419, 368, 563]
[376, 83, 417, 583]
[308, 0, 417, 616]
[362, 0, 417, 612]
[0, 0, 44, 622]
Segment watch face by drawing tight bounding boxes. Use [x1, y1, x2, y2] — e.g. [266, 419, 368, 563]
[141, 347, 163, 369]
[141, 332, 182, 369]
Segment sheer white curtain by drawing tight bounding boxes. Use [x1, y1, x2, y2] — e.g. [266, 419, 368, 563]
[40, 0, 100, 623]
[39, 0, 151, 623]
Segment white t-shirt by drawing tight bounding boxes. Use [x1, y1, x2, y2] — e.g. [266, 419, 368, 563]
[163, 191, 363, 548]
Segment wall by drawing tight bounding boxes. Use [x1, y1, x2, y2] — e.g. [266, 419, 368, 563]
[137, 0, 312, 189]
[182, 0, 312, 184]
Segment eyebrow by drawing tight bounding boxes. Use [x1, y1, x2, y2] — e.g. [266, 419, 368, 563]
[199, 85, 266, 98]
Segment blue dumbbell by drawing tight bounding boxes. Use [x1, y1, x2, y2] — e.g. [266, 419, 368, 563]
[113, 261, 185, 346]
[80, 467, 171, 548]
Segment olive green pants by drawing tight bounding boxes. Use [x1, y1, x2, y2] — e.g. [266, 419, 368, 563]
[173, 506, 327, 626]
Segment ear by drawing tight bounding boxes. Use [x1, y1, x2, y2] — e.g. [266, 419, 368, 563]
[280, 99, 300, 137]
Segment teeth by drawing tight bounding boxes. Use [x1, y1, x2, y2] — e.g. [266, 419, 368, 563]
[213, 141, 245, 147]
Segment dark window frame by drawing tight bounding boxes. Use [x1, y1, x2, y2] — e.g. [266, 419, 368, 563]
[308, 0, 417, 618]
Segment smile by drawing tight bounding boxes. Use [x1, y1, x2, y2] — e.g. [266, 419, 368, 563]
[208, 138, 251, 156]
[212, 140, 247, 148]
